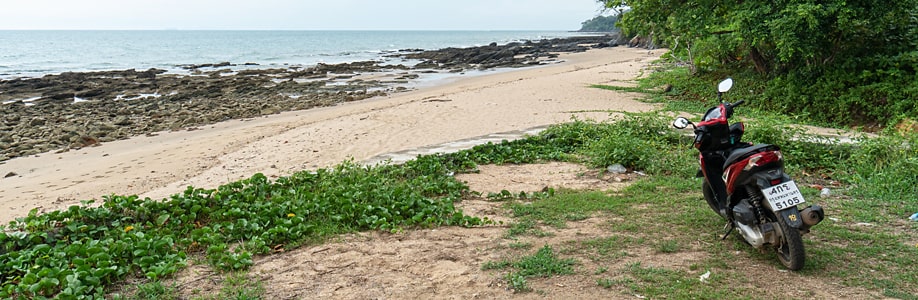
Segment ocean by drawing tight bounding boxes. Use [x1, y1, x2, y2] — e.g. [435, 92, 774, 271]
[0, 30, 594, 79]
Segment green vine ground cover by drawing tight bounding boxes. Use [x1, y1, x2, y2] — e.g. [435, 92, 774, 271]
[2, 65, 917, 298]
[0, 122, 598, 299]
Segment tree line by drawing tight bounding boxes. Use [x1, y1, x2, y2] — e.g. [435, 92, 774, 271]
[600, 0, 918, 128]
[578, 15, 621, 32]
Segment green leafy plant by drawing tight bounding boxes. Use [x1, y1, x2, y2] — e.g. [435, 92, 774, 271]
[655, 240, 680, 253]
[136, 281, 177, 300]
[506, 272, 531, 293]
[486, 189, 554, 202]
[0, 158, 489, 298]
[485, 245, 577, 293]
[594, 267, 608, 275]
[512, 245, 577, 278]
[481, 260, 511, 271]
[596, 278, 615, 289]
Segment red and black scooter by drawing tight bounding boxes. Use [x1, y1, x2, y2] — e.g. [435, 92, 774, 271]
[672, 78, 825, 270]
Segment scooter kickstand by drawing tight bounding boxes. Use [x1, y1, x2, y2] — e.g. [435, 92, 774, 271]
[721, 222, 735, 240]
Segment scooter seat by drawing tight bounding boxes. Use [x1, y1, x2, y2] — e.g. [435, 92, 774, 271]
[723, 143, 779, 169]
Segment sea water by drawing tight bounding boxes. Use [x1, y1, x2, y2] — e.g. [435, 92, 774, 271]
[0, 30, 594, 79]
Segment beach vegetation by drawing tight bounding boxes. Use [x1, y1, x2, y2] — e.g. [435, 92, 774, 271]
[484, 245, 577, 293]
[600, 0, 918, 129]
[0, 118, 611, 298]
[0, 159, 492, 298]
[109, 272, 264, 300]
[477, 114, 917, 297]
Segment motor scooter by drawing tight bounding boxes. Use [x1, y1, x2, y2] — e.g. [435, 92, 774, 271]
[672, 78, 825, 270]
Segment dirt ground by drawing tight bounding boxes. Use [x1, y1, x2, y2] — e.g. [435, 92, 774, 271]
[166, 162, 888, 300]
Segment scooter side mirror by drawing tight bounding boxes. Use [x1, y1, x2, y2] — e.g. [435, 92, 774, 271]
[718, 78, 734, 93]
[672, 117, 692, 129]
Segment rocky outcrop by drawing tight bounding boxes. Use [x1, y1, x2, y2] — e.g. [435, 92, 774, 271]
[0, 64, 392, 160]
[0, 35, 619, 162]
[628, 34, 657, 49]
[394, 35, 621, 69]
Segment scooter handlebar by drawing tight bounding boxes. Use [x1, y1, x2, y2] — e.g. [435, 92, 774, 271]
[725, 99, 745, 119]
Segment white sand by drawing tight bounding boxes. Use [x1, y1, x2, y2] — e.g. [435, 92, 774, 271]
[0, 47, 663, 224]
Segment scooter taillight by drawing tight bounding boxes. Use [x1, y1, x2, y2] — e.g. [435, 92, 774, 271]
[743, 151, 782, 171]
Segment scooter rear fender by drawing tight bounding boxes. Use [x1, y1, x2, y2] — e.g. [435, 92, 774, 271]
[749, 172, 803, 229]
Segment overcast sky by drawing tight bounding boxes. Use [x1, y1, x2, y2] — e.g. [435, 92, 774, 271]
[0, 0, 606, 30]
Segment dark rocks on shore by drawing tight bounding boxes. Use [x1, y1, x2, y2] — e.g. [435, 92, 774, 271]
[0, 65, 392, 160]
[0, 34, 625, 162]
[180, 62, 233, 70]
[393, 34, 624, 68]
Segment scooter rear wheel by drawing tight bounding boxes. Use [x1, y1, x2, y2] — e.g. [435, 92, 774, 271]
[772, 212, 806, 270]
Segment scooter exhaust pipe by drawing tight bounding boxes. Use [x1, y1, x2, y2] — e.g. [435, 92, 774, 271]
[800, 205, 825, 231]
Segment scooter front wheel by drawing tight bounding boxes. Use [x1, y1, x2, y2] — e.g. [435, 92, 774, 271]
[702, 179, 725, 218]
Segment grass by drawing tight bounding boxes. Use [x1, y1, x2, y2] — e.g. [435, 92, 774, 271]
[477, 79, 916, 297]
[118, 281, 175, 300]
[111, 272, 264, 300]
[483, 245, 577, 293]
[199, 272, 265, 300]
[484, 169, 917, 298]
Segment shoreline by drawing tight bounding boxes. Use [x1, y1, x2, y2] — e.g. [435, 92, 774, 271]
[0, 45, 661, 224]
[0, 31, 611, 80]
[0, 34, 622, 162]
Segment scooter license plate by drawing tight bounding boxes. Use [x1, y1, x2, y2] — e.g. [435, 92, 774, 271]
[761, 181, 806, 211]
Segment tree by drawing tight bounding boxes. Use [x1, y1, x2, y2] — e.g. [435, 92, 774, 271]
[600, 0, 917, 76]
[578, 15, 621, 32]
[599, 0, 918, 126]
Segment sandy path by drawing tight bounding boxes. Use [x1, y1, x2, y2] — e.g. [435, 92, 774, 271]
[0, 47, 662, 224]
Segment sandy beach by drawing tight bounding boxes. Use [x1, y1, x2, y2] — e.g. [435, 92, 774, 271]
[0, 46, 660, 225]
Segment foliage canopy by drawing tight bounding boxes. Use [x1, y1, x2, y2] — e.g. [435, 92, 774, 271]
[601, 0, 918, 127]
[578, 15, 622, 32]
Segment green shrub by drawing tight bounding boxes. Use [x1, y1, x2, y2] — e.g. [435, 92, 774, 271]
[839, 133, 918, 208]
[584, 133, 655, 171]
[578, 113, 695, 176]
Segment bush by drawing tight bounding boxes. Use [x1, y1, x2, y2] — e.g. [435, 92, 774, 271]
[580, 113, 693, 176]
[584, 133, 655, 171]
[840, 133, 918, 206]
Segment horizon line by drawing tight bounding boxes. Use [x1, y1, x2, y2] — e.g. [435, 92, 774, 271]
[0, 28, 581, 32]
